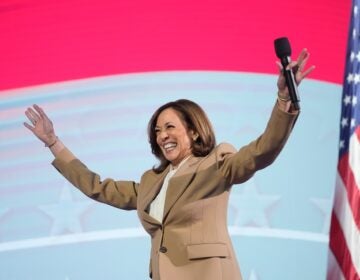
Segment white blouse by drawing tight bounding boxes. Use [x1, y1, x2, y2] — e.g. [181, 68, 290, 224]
[149, 156, 190, 223]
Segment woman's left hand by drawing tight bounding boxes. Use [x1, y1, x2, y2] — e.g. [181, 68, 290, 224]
[277, 48, 315, 105]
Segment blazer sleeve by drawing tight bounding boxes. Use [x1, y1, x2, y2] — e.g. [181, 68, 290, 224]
[52, 148, 138, 210]
[217, 103, 299, 185]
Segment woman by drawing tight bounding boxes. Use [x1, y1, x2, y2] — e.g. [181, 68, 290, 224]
[24, 49, 314, 280]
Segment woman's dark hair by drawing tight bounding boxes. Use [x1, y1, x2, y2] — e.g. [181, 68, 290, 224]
[148, 99, 216, 173]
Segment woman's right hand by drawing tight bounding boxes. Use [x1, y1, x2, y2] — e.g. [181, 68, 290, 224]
[24, 104, 57, 146]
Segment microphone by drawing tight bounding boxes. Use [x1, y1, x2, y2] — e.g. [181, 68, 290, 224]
[274, 37, 300, 110]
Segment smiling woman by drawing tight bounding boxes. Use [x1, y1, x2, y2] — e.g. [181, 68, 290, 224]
[0, 3, 350, 279]
[24, 98, 298, 279]
[22, 48, 314, 280]
[154, 107, 195, 168]
[148, 99, 216, 172]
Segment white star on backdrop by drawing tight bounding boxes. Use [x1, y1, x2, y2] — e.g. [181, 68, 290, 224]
[229, 178, 280, 227]
[310, 197, 332, 233]
[38, 183, 93, 236]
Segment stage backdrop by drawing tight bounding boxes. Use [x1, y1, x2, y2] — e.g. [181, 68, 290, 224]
[0, 1, 350, 279]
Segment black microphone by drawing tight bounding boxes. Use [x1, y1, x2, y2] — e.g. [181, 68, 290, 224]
[274, 37, 300, 110]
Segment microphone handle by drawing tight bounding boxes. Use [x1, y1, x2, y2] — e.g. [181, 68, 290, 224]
[281, 56, 300, 110]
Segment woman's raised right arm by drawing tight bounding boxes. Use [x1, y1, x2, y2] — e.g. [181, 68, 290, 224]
[24, 104, 138, 210]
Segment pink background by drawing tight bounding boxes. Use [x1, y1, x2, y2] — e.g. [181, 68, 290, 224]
[0, 0, 351, 91]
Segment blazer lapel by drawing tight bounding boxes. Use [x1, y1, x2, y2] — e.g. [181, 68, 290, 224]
[162, 156, 202, 222]
[141, 166, 170, 214]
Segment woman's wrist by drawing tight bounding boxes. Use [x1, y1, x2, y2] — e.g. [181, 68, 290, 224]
[47, 137, 66, 158]
[277, 91, 291, 102]
[44, 135, 58, 148]
[276, 91, 292, 112]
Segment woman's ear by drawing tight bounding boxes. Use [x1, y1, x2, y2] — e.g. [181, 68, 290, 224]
[191, 131, 199, 141]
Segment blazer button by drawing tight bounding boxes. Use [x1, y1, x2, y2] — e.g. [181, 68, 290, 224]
[159, 246, 167, 253]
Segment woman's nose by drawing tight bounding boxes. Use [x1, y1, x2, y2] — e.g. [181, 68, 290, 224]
[159, 130, 168, 140]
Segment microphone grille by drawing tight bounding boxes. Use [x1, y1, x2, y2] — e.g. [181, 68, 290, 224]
[274, 37, 292, 58]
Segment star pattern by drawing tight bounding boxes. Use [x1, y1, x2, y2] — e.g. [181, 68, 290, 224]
[354, 50, 360, 62]
[352, 95, 358, 106]
[341, 117, 349, 128]
[344, 95, 352, 105]
[38, 183, 93, 236]
[229, 178, 280, 227]
[338, 1, 360, 155]
[339, 140, 345, 149]
[351, 118, 356, 128]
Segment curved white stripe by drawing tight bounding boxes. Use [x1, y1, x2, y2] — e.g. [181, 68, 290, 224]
[349, 132, 360, 191]
[0, 226, 328, 253]
[228, 227, 328, 243]
[334, 173, 360, 275]
[0, 228, 148, 252]
[327, 249, 346, 280]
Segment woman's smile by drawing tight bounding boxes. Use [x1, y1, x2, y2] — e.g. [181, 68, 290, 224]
[155, 108, 194, 167]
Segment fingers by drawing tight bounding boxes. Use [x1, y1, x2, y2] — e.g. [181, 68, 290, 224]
[293, 58, 315, 81]
[275, 47, 315, 97]
[297, 48, 308, 63]
[281, 49, 309, 72]
[23, 121, 35, 132]
[291, 49, 315, 80]
[25, 104, 49, 125]
[277, 48, 312, 72]
[288, 61, 299, 71]
[298, 50, 309, 72]
[300, 65, 316, 79]
[276, 47, 315, 93]
[25, 109, 39, 125]
[278, 60, 299, 72]
[296, 48, 315, 74]
[33, 104, 48, 119]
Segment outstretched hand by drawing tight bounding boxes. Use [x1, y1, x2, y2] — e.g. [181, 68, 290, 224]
[277, 48, 315, 97]
[24, 104, 57, 146]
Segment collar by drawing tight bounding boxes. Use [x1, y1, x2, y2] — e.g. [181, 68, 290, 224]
[170, 155, 192, 172]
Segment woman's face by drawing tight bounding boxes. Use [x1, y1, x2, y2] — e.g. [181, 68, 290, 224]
[155, 108, 194, 167]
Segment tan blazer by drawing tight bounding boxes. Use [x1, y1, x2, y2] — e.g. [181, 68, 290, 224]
[52, 104, 298, 280]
